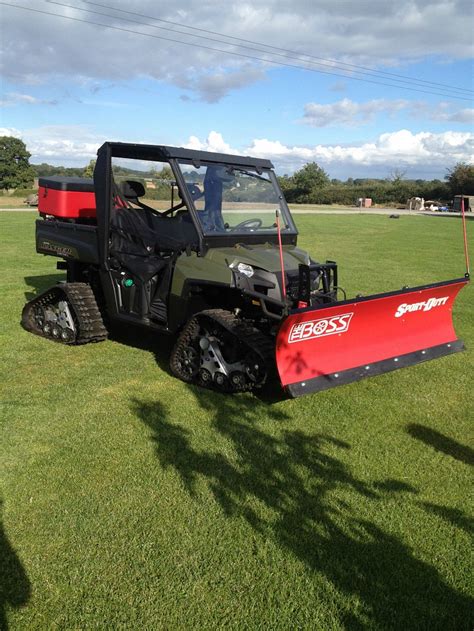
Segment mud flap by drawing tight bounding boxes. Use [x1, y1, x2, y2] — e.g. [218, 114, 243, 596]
[275, 278, 468, 397]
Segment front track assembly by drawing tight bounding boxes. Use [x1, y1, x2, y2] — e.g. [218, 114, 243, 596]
[21, 282, 108, 345]
[170, 309, 276, 393]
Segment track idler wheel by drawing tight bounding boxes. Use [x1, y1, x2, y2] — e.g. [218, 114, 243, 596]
[229, 371, 246, 390]
[198, 368, 213, 385]
[213, 372, 228, 389]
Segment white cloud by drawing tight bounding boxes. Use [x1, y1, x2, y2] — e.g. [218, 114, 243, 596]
[145, 128, 474, 176]
[176, 67, 265, 103]
[247, 129, 473, 169]
[1, 1, 473, 101]
[300, 99, 474, 128]
[447, 109, 474, 123]
[184, 131, 238, 154]
[301, 98, 410, 127]
[0, 92, 58, 107]
[427, 104, 474, 124]
[3, 126, 472, 177]
[0, 125, 107, 165]
[0, 127, 23, 138]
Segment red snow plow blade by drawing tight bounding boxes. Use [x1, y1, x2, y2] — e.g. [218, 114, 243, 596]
[276, 278, 468, 397]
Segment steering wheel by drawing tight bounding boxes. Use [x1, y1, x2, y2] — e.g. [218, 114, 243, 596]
[230, 218, 263, 231]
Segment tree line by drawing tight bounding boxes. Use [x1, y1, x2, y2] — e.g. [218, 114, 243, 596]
[277, 162, 474, 206]
[1, 136, 473, 204]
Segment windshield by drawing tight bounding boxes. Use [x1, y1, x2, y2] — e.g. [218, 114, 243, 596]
[178, 161, 295, 236]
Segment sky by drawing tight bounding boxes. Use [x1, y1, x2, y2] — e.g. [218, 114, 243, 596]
[1, 0, 473, 179]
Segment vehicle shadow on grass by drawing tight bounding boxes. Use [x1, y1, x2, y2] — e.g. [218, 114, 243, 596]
[23, 274, 64, 301]
[406, 423, 474, 466]
[108, 323, 288, 402]
[21, 274, 301, 404]
[107, 323, 175, 376]
[0, 499, 31, 631]
[132, 393, 473, 630]
[20, 278, 181, 381]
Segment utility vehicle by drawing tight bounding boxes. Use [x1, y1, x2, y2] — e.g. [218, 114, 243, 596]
[22, 142, 468, 396]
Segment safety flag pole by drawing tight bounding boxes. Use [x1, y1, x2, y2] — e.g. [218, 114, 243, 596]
[276, 210, 287, 301]
[460, 196, 471, 277]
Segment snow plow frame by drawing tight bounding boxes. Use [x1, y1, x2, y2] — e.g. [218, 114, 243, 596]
[276, 277, 468, 397]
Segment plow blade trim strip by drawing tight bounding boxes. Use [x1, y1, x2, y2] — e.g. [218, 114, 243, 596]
[275, 278, 468, 396]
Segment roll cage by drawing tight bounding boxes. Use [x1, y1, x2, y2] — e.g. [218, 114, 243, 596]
[94, 142, 298, 266]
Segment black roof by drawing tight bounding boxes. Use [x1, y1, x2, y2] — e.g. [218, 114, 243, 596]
[97, 142, 274, 169]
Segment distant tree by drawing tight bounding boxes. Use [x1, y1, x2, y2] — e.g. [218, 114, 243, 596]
[0, 137, 36, 189]
[293, 162, 329, 193]
[276, 161, 474, 206]
[83, 159, 96, 178]
[157, 165, 174, 181]
[283, 162, 329, 202]
[32, 163, 84, 177]
[32, 163, 56, 177]
[277, 173, 292, 189]
[388, 168, 407, 184]
[446, 162, 474, 195]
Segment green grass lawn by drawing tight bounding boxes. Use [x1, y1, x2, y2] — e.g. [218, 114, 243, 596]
[1, 212, 472, 630]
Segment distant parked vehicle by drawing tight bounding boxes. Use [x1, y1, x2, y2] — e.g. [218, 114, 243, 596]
[424, 200, 448, 212]
[24, 193, 38, 207]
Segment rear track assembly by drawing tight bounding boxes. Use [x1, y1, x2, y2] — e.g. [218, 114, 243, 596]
[21, 282, 108, 345]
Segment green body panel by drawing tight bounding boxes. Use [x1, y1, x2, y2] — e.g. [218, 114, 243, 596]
[170, 243, 311, 298]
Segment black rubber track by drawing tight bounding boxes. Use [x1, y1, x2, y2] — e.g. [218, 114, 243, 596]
[21, 282, 108, 345]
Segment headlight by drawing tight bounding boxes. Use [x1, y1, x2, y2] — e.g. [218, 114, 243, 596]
[229, 261, 255, 278]
[236, 262, 254, 278]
